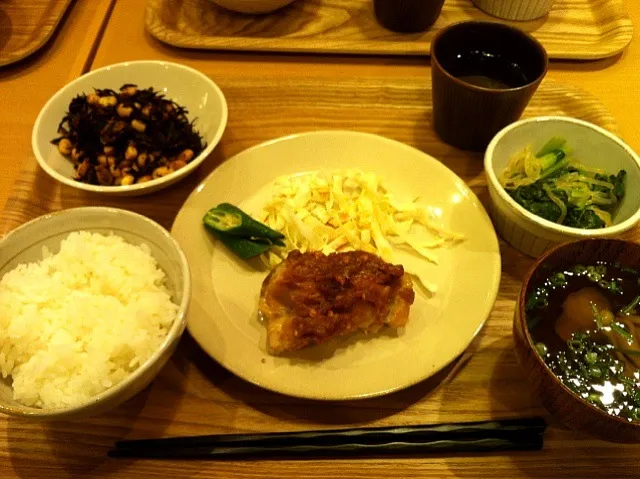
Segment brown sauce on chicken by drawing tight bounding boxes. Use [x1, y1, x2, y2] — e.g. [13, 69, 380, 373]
[260, 251, 415, 353]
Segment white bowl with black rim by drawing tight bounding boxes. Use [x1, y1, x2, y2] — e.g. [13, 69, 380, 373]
[32, 61, 228, 196]
[485, 116, 640, 258]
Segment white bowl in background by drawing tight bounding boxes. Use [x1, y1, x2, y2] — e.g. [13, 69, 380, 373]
[472, 0, 555, 21]
[209, 0, 298, 14]
[0, 207, 191, 419]
[485, 116, 640, 257]
[32, 61, 228, 196]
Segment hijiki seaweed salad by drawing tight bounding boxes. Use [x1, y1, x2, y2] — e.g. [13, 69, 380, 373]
[526, 262, 640, 421]
[499, 138, 626, 229]
[51, 84, 206, 186]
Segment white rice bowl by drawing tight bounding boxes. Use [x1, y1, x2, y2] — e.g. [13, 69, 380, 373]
[0, 231, 178, 409]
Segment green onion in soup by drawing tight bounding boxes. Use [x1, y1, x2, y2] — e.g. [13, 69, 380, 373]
[526, 262, 640, 421]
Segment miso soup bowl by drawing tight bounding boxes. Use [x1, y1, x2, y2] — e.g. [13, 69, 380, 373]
[514, 239, 640, 443]
[485, 116, 640, 258]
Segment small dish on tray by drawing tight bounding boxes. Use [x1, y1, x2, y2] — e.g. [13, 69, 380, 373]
[485, 116, 640, 258]
[32, 60, 228, 196]
[171, 131, 501, 400]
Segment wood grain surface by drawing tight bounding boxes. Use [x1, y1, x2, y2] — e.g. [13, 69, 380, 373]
[0, 0, 116, 211]
[3, 76, 640, 478]
[0, 0, 73, 67]
[145, 0, 634, 60]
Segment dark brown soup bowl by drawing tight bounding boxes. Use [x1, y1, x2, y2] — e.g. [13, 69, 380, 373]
[514, 239, 640, 443]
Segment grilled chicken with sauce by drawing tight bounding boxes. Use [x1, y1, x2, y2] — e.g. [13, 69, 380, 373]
[259, 250, 415, 354]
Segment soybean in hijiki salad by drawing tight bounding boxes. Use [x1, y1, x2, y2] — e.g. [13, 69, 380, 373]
[499, 137, 626, 229]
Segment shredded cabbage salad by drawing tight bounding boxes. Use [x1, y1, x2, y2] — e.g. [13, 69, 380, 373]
[258, 169, 464, 293]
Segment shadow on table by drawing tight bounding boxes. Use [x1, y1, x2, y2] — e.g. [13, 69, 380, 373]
[5, 356, 190, 479]
[6, 390, 148, 478]
[487, 338, 546, 418]
[551, 53, 622, 73]
[175, 331, 480, 427]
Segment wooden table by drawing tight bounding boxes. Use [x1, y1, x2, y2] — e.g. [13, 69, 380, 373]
[0, 0, 114, 211]
[2, 1, 640, 478]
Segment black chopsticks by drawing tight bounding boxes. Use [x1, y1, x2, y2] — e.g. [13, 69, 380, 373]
[108, 417, 546, 460]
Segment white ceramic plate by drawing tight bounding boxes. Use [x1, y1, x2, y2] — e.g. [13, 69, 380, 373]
[171, 131, 501, 400]
[32, 61, 228, 196]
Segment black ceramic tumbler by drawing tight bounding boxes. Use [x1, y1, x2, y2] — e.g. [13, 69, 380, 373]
[373, 0, 446, 33]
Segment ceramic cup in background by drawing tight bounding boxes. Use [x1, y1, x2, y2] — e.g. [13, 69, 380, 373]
[431, 21, 548, 151]
[373, 0, 445, 33]
[472, 0, 555, 21]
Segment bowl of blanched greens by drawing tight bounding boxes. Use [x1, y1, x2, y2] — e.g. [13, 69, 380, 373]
[485, 116, 640, 257]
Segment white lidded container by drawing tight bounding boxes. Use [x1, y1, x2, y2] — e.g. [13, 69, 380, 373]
[472, 0, 555, 21]
[0, 207, 191, 419]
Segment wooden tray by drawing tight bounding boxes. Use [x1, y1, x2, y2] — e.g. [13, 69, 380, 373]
[145, 0, 633, 60]
[0, 78, 620, 234]
[0, 0, 74, 68]
[2, 77, 638, 478]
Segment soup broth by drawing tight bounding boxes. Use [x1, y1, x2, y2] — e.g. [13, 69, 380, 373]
[526, 262, 640, 422]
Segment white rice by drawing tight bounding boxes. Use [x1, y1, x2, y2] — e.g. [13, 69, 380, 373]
[0, 231, 178, 409]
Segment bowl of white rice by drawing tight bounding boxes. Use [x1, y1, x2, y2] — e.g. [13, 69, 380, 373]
[0, 207, 190, 419]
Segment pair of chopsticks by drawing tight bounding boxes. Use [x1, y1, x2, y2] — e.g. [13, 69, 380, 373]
[108, 417, 546, 459]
